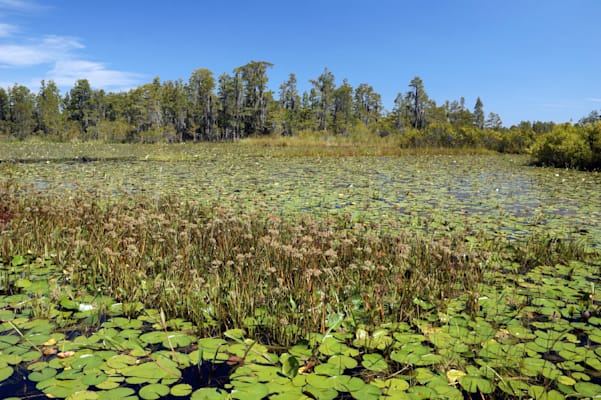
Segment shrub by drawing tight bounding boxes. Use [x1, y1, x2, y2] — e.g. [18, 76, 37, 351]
[530, 123, 595, 169]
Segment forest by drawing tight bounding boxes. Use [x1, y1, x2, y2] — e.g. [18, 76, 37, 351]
[1, 60, 600, 169]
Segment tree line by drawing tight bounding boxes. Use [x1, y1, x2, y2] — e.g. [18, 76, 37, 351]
[0, 61, 502, 142]
[0, 60, 599, 169]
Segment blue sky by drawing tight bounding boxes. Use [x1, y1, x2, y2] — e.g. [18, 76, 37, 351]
[1, 0, 600, 126]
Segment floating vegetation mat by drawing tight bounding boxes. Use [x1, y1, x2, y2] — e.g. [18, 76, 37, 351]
[2, 146, 600, 245]
[0, 143, 600, 398]
[1, 255, 601, 399]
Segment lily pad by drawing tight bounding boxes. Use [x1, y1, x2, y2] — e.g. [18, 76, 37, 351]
[97, 387, 137, 400]
[139, 383, 170, 399]
[0, 365, 14, 382]
[361, 353, 388, 372]
[170, 383, 193, 397]
[190, 388, 228, 400]
[458, 375, 494, 394]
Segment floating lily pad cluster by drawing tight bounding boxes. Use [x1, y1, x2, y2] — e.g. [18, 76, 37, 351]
[1, 143, 600, 399]
[2, 146, 600, 245]
[1, 254, 601, 398]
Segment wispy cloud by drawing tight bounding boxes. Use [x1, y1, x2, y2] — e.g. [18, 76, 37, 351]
[0, 0, 143, 91]
[0, 32, 144, 90]
[0, 35, 83, 66]
[49, 60, 144, 89]
[587, 97, 601, 103]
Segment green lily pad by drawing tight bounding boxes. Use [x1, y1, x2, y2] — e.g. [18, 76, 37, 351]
[306, 373, 332, 389]
[81, 371, 107, 386]
[332, 375, 365, 392]
[190, 388, 228, 400]
[121, 358, 181, 380]
[170, 383, 193, 397]
[224, 328, 246, 341]
[106, 354, 138, 369]
[97, 387, 137, 400]
[36, 378, 89, 398]
[498, 378, 530, 396]
[574, 382, 601, 397]
[163, 332, 194, 348]
[458, 375, 494, 394]
[66, 390, 100, 400]
[362, 353, 388, 372]
[230, 381, 270, 400]
[372, 377, 409, 392]
[557, 375, 576, 386]
[328, 354, 357, 373]
[304, 384, 338, 400]
[139, 331, 165, 345]
[0, 365, 14, 382]
[350, 383, 381, 400]
[585, 356, 601, 371]
[528, 386, 565, 400]
[95, 376, 124, 390]
[139, 383, 170, 399]
[28, 366, 57, 382]
[318, 336, 358, 357]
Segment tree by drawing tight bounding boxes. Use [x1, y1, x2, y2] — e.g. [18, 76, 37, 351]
[298, 89, 319, 131]
[36, 80, 62, 136]
[8, 84, 35, 139]
[161, 79, 188, 142]
[391, 92, 410, 130]
[65, 79, 95, 135]
[354, 83, 381, 128]
[447, 97, 473, 127]
[406, 76, 430, 130]
[473, 97, 484, 129]
[235, 61, 273, 136]
[332, 79, 355, 134]
[0, 87, 9, 135]
[484, 112, 502, 129]
[188, 68, 215, 141]
[217, 72, 244, 140]
[579, 110, 601, 126]
[279, 73, 300, 135]
[310, 68, 336, 131]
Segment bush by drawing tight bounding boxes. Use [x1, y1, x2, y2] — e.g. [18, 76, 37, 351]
[530, 123, 596, 169]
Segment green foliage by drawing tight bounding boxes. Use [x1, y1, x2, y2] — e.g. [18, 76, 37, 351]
[2, 63, 516, 149]
[531, 123, 600, 170]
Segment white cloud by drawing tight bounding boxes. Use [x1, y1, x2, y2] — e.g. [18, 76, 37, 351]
[49, 60, 144, 89]
[0, 35, 84, 66]
[0, 0, 144, 91]
[587, 97, 601, 103]
[0, 32, 144, 90]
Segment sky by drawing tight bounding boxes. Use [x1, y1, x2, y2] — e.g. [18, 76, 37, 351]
[1, 0, 600, 126]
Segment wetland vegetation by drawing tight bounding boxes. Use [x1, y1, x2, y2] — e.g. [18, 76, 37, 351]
[2, 61, 601, 170]
[0, 141, 600, 399]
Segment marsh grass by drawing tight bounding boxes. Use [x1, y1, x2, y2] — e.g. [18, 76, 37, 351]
[1, 180, 493, 345]
[240, 132, 496, 157]
[0, 137, 496, 162]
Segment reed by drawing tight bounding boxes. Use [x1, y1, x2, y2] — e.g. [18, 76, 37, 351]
[1, 180, 491, 345]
